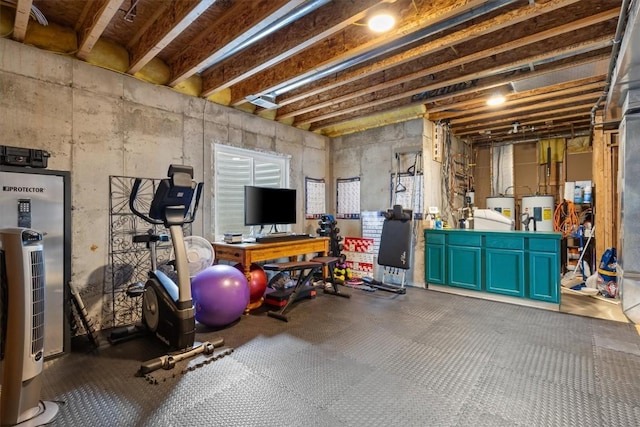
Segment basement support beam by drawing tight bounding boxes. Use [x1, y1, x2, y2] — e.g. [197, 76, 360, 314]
[76, 0, 126, 61]
[12, 0, 33, 42]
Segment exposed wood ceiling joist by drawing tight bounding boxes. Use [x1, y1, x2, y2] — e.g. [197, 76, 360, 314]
[12, 0, 33, 42]
[275, 0, 586, 113]
[76, 0, 125, 60]
[127, 0, 216, 74]
[14, 0, 627, 143]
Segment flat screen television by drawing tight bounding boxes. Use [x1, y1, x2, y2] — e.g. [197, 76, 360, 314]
[244, 185, 296, 229]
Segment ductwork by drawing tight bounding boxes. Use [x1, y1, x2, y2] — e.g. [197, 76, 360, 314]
[590, 0, 633, 123]
[204, 0, 331, 71]
[253, 0, 521, 100]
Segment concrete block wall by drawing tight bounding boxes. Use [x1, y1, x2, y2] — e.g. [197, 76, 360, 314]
[0, 38, 329, 329]
[1, 37, 457, 326]
[330, 118, 448, 287]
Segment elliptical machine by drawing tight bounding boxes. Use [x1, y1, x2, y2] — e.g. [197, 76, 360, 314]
[112, 165, 229, 375]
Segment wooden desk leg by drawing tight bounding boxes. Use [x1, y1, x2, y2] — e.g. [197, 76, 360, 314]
[242, 261, 265, 312]
[246, 298, 264, 312]
[241, 262, 253, 313]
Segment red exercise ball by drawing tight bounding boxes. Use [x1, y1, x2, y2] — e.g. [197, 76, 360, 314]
[234, 263, 268, 303]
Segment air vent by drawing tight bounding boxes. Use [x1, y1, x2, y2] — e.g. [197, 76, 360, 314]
[510, 59, 609, 93]
[246, 94, 279, 109]
[1, 249, 6, 360]
[30, 249, 45, 355]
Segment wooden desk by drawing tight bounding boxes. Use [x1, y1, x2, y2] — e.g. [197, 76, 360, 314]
[211, 237, 330, 310]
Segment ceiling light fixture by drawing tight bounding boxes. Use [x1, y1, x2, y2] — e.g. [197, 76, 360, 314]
[486, 94, 506, 106]
[367, 11, 395, 33]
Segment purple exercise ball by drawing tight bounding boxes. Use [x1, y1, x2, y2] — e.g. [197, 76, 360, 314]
[191, 264, 250, 327]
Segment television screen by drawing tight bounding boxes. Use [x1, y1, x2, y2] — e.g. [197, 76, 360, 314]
[244, 186, 296, 226]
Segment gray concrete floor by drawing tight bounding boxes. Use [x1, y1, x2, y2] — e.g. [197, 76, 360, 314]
[40, 286, 640, 426]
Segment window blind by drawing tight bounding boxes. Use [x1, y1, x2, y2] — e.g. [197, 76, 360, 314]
[214, 144, 289, 239]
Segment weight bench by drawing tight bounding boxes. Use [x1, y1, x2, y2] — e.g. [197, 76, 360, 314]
[263, 261, 323, 322]
[310, 256, 351, 299]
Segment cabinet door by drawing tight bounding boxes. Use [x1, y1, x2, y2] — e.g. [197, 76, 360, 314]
[529, 251, 559, 303]
[425, 244, 445, 284]
[486, 248, 524, 297]
[448, 246, 482, 290]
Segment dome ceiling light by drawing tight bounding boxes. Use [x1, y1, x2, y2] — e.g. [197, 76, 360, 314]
[486, 94, 506, 106]
[367, 10, 395, 33]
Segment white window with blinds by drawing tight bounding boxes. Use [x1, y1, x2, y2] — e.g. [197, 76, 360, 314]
[214, 144, 290, 239]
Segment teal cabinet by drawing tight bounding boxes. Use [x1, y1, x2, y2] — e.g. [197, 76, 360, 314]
[528, 238, 560, 303]
[485, 235, 525, 297]
[424, 229, 561, 306]
[448, 245, 482, 290]
[425, 232, 446, 284]
[528, 251, 559, 303]
[486, 248, 524, 297]
[425, 243, 445, 284]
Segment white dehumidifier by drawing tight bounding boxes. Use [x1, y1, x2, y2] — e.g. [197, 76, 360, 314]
[0, 228, 59, 426]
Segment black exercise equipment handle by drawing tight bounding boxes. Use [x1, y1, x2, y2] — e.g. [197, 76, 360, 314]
[132, 229, 169, 244]
[128, 178, 204, 226]
[191, 181, 204, 222]
[129, 178, 163, 225]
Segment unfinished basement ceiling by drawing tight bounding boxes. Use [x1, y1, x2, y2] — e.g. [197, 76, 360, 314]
[2, 0, 629, 142]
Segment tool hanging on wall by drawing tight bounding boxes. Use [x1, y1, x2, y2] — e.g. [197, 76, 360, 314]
[393, 153, 407, 199]
[391, 149, 422, 217]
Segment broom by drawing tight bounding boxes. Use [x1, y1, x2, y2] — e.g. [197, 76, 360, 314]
[561, 225, 595, 288]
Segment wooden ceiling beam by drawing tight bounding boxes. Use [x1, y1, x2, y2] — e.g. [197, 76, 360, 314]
[454, 120, 594, 144]
[198, 0, 384, 97]
[309, 48, 608, 131]
[310, 99, 423, 134]
[76, 0, 126, 61]
[127, 0, 215, 74]
[462, 125, 592, 144]
[309, 45, 609, 131]
[454, 112, 594, 137]
[226, 0, 491, 106]
[296, 40, 612, 127]
[17, 0, 623, 142]
[470, 121, 593, 144]
[450, 103, 596, 133]
[278, 11, 616, 121]
[448, 93, 601, 126]
[125, 3, 169, 50]
[275, 0, 585, 110]
[12, 0, 33, 42]
[167, 0, 305, 86]
[75, 1, 92, 32]
[429, 82, 606, 122]
[453, 114, 594, 137]
[426, 75, 606, 114]
[294, 40, 613, 129]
